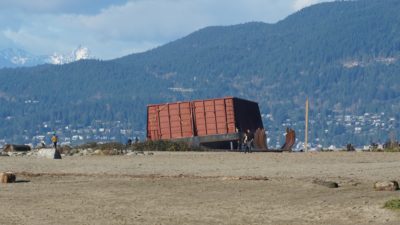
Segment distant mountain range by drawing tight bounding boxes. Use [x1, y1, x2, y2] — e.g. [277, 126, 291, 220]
[0, 48, 47, 68]
[0, 46, 91, 68]
[0, 0, 399, 147]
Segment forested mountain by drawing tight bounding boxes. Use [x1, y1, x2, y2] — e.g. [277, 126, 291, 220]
[1, 0, 400, 147]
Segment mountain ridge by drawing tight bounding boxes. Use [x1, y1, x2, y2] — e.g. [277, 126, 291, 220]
[0, 0, 399, 147]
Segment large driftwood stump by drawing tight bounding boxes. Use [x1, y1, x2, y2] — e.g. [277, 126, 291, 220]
[0, 172, 16, 183]
[374, 181, 399, 191]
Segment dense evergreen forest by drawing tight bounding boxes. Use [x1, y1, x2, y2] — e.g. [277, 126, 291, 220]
[0, 0, 399, 147]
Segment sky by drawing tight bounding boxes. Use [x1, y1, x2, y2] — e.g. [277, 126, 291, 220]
[0, 0, 331, 59]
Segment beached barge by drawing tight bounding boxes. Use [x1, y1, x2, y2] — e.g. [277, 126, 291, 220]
[147, 97, 264, 149]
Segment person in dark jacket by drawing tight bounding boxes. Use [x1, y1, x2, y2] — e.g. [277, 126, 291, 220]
[127, 139, 132, 146]
[244, 129, 254, 153]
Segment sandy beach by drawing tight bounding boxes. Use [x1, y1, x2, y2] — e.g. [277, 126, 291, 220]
[1, 152, 400, 225]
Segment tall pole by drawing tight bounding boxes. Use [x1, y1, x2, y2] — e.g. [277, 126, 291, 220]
[305, 97, 309, 152]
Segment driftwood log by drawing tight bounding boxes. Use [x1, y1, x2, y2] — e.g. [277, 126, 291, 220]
[374, 181, 399, 191]
[2, 144, 31, 152]
[0, 172, 16, 183]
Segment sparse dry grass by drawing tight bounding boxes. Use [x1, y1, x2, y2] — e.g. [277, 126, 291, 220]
[129, 140, 203, 152]
[384, 199, 400, 210]
[383, 147, 400, 152]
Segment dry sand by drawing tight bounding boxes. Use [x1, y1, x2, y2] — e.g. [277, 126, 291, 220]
[1, 152, 400, 225]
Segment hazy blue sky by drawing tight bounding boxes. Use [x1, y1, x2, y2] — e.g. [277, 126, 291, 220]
[0, 0, 331, 59]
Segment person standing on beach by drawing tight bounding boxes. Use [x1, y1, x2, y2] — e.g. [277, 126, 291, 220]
[134, 136, 139, 144]
[245, 129, 254, 153]
[243, 131, 248, 153]
[51, 133, 58, 149]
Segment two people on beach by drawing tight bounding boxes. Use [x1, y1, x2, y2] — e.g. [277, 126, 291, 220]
[126, 136, 139, 146]
[243, 129, 254, 153]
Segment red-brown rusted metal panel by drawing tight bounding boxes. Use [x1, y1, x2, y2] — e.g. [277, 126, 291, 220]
[147, 101, 194, 140]
[192, 97, 236, 136]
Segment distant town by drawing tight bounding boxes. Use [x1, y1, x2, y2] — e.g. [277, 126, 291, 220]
[264, 111, 396, 150]
[0, 111, 396, 151]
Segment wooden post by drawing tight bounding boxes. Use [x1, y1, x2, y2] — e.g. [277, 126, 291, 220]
[305, 97, 309, 152]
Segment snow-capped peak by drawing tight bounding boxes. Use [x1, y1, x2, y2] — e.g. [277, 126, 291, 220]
[74, 46, 90, 61]
[49, 45, 91, 65]
[49, 53, 66, 65]
[0, 48, 47, 67]
[11, 56, 28, 65]
[1, 48, 31, 65]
